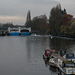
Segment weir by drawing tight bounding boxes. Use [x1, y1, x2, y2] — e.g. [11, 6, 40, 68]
[8, 27, 31, 36]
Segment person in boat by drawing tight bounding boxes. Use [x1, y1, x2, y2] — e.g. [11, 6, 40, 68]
[60, 50, 66, 57]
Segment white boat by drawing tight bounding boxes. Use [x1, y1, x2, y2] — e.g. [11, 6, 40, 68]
[63, 53, 75, 62]
[51, 52, 75, 75]
[49, 57, 62, 68]
[58, 60, 75, 75]
[49, 57, 58, 67]
[57, 53, 75, 75]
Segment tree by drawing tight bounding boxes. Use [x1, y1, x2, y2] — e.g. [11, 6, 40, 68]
[49, 4, 62, 35]
[61, 9, 67, 15]
[31, 15, 49, 34]
[62, 14, 73, 26]
[69, 22, 75, 35]
[25, 10, 32, 27]
[26, 10, 31, 22]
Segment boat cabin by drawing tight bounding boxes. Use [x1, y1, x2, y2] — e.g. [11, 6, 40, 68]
[63, 53, 75, 60]
[45, 49, 53, 57]
[43, 49, 54, 60]
[66, 53, 74, 59]
[62, 61, 75, 67]
[59, 50, 66, 57]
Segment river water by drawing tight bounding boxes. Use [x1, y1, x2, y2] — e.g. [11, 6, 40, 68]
[0, 35, 75, 75]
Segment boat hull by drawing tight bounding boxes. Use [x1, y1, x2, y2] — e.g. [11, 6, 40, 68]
[58, 67, 75, 75]
[50, 62, 57, 67]
[43, 54, 50, 60]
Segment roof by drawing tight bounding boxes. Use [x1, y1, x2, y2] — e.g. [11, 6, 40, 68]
[66, 53, 74, 59]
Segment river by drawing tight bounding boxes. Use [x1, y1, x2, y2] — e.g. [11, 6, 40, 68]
[0, 35, 75, 75]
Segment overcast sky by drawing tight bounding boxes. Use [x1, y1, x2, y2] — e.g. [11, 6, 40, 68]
[0, 0, 75, 25]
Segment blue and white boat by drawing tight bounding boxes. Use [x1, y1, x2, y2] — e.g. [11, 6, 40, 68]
[58, 60, 75, 75]
[58, 53, 75, 75]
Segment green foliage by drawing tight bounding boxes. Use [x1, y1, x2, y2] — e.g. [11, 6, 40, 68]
[61, 9, 67, 15]
[0, 23, 14, 30]
[24, 5, 75, 36]
[31, 17, 48, 34]
[25, 20, 32, 28]
[60, 20, 74, 36]
[69, 22, 75, 35]
[49, 4, 75, 37]
[49, 4, 62, 35]
[60, 26, 69, 35]
[25, 10, 31, 27]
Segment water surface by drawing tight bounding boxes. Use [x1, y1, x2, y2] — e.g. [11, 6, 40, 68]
[0, 36, 75, 75]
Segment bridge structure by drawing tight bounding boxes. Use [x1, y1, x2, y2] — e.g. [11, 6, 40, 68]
[8, 27, 31, 36]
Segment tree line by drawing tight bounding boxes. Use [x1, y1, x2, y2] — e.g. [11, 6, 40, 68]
[25, 4, 75, 38]
[0, 4, 75, 37]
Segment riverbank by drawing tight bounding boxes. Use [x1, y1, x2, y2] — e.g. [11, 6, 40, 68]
[51, 35, 75, 40]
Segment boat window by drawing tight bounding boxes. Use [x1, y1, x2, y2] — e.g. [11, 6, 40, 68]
[65, 63, 74, 67]
[66, 53, 74, 59]
[47, 51, 50, 54]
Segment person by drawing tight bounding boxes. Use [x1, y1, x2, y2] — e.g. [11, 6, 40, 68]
[60, 50, 66, 57]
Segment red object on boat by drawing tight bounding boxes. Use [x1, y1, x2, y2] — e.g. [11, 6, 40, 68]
[43, 49, 55, 59]
[44, 49, 54, 56]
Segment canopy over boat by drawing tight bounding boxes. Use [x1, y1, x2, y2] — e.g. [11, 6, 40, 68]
[65, 53, 75, 59]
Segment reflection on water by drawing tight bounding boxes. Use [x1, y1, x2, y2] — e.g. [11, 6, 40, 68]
[43, 59, 50, 67]
[0, 36, 75, 75]
[50, 37, 75, 53]
[49, 66, 57, 72]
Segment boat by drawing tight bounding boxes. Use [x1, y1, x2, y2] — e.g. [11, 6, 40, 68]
[49, 56, 62, 68]
[49, 57, 58, 67]
[63, 53, 75, 62]
[58, 60, 75, 75]
[43, 49, 54, 60]
[49, 65, 58, 72]
[57, 53, 75, 75]
[51, 51, 75, 75]
[59, 50, 66, 57]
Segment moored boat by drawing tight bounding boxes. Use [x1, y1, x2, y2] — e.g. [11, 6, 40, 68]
[58, 60, 75, 75]
[43, 49, 54, 60]
[50, 51, 75, 75]
[63, 53, 75, 62]
[49, 57, 58, 67]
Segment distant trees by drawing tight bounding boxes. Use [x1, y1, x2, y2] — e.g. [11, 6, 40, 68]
[60, 14, 73, 36]
[24, 4, 75, 37]
[49, 4, 74, 37]
[25, 10, 32, 27]
[69, 20, 75, 37]
[25, 13, 49, 34]
[49, 4, 62, 35]
[0, 23, 14, 30]
[31, 15, 49, 34]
